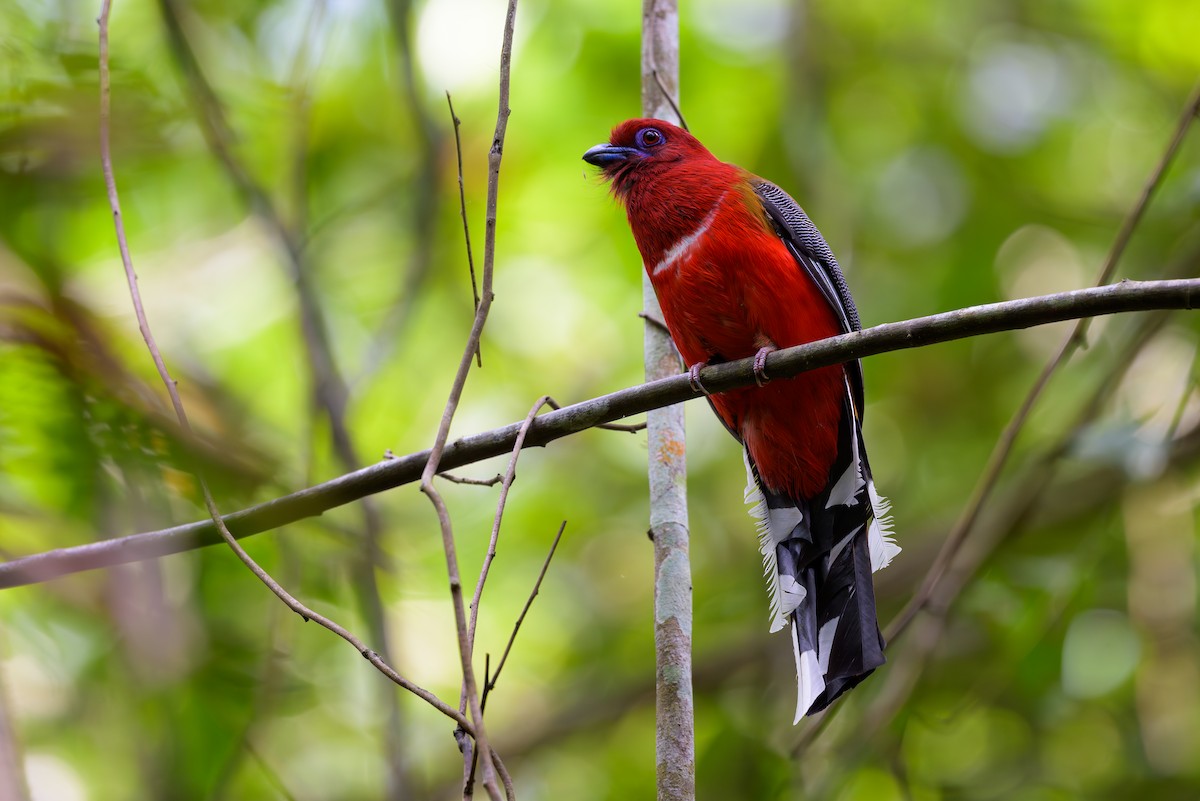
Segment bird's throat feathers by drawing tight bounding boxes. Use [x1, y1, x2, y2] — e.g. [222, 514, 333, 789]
[618, 161, 765, 272]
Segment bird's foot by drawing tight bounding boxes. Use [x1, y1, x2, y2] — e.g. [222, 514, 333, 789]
[688, 362, 710, 396]
[753, 346, 777, 386]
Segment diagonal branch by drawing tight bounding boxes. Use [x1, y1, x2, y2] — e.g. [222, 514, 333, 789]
[484, 520, 568, 704]
[456, 394, 550, 798]
[466, 395, 554, 657]
[3, 277, 1199, 590]
[447, 92, 482, 368]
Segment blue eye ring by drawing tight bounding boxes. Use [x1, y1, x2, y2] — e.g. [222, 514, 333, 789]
[636, 127, 665, 148]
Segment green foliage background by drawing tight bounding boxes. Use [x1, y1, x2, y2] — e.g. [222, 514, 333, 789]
[2, 0, 1200, 799]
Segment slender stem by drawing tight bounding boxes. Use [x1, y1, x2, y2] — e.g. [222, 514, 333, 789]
[447, 92, 482, 367]
[485, 521, 568, 701]
[467, 519, 567, 795]
[457, 394, 552, 798]
[466, 396, 554, 656]
[441, 472, 505, 487]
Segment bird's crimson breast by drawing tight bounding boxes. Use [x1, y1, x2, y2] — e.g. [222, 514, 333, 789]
[648, 214, 847, 500]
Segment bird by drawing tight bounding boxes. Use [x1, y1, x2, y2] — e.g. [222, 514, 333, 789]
[583, 119, 900, 721]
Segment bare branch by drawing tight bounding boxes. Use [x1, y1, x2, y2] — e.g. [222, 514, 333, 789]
[3, 277, 1199, 590]
[650, 70, 688, 132]
[485, 520, 567, 703]
[596, 420, 648, 433]
[447, 92, 482, 367]
[1086, 79, 1200, 332]
[466, 518, 567, 794]
[156, 0, 358, 477]
[286, 0, 327, 235]
[457, 395, 552, 801]
[440, 472, 505, 487]
[638, 309, 670, 333]
[466, 396, 554, 658]
[488, 419, 1200, 764]
[871, 308, 1177, 719]
[247, 745, 300, 801]
[207, 551, 298, 801]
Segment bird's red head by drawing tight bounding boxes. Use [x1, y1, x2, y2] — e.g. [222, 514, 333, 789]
[584, 119, 745, 266]
[582, 118, 718, 199]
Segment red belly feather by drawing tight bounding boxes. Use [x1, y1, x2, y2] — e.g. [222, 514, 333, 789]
[650, 224, 845, 500]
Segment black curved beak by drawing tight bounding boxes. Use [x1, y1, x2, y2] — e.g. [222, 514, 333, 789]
[582, 143, 639, 167]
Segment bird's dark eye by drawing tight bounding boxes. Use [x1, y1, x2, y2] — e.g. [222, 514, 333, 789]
[637, 128, 665, 148]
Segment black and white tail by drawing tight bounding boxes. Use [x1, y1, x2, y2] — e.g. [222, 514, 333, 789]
[745, 381, 900, 720]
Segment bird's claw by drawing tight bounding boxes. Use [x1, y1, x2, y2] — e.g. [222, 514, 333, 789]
[688, 362, 710, 396]
[753, 346, 776, 386]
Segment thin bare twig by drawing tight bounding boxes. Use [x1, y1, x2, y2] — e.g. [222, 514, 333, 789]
[208, 548, 299, 801]
[597, 420, 648, 433]
[417, 1, 520, 798]
[1081, 79, 1200, 336]
[246, 744, 300, 801]
[651, 70, 688, 132]
[801, 85, 1200, 756]
[290, 6, 408, 792]
[286, 6, 409, 791]
[4, 277, 1200, 590]
[156, 0, 356, 482]
[441, 472, 505, 487]
[466, 396, 555, 658]
[485, 520, 568, 702]
[447, 92, 482, 367]
[890, 305, 1176, 658]
[458, 394, 553, 801]
[479, 418, 1200, 767]
[886, 79, 1200, 643]
[286, 0, 327, 235]
[466, 519, 567, 794]
[638, 309, 670, 333]
[98, 0, 467, 740]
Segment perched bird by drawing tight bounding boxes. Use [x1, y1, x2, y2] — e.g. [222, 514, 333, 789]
[584, 119, 900, 720]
